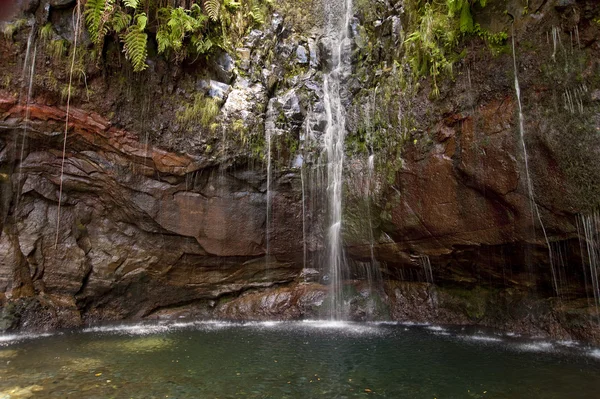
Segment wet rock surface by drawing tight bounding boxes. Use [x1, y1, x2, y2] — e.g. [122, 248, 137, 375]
[0, 0, 599, 344]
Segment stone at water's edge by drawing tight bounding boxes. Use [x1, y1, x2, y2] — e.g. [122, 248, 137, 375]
[0, 0, 599, 343]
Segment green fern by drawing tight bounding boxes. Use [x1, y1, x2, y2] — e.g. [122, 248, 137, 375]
[85, 0, 106, 44]
[204, 0, 221, 21]
[191, 34, 213, 54]
[123, 0, 138, 9]
[123, 13, 148, 72]
[249, 5, 265, 25]
[111, 7, 132, 33]
[156, 6, 207, 57]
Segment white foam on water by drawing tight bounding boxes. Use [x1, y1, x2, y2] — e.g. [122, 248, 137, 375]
[558, 340, 579, 348]
[516, 341, 555, 353]
[426, 326, 446, 332]
[0, 334, 21, 343]
[83, 323, 171, 336]
[0, 332, 53, 345]
[371, 321, 400, 326]
[299, 320, 380, 334]
[588, 349, 600, 359]
[459, 335, 504, 343]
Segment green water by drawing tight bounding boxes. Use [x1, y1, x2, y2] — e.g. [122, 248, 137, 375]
[1, 321, 599, 398]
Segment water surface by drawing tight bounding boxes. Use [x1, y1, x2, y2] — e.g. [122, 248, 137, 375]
[1, 321, 599, 398]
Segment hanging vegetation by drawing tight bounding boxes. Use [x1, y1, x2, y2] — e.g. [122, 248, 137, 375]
[403, 0, 507, 97]
[83, 0, 273, 72]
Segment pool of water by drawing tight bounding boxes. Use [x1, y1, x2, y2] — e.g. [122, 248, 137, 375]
[1, 321, 600, 398]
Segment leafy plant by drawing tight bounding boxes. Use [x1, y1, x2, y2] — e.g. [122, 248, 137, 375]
[81, 0, 272, 72]
[156, 5, 208, 59]
[123, 13, 148, 72]
[403, 0, 503, 97]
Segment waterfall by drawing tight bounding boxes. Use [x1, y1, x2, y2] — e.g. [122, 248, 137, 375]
[265, 127, 272, 267]
[367, 154, 376, 270]
[322, 0, 353, 319]
[512, 31, 558, 296]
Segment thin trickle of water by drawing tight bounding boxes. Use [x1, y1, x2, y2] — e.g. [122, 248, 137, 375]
[577, 218, 593, 309]
[512, 31, 558, 296]
[419, 255, 434, 284]
[579, 211, 600, 321]
[322, 0, 353, 320]
[56, 2, 82, 247]
[16, 33, 37, 210]
[551, 26, 560, 63]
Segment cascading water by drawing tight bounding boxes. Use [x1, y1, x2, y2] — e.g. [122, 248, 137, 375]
[367, 154, 376, 270]
[265, 127, 272, 267]
[322, 0, 353, 319]
[511, 31, 558, 296]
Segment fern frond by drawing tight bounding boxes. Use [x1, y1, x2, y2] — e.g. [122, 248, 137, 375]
[123, 0, 138, 9]
[156, 28, 170, 54]
[191, 34, 213, 54]
[84, 0, 115, 46]
[122, 13, 148, 72]
[204, 0, 221, 21]
[249, 5, 265, 25]
[111, 7, 132, 33]
[84, 0, 106, 43]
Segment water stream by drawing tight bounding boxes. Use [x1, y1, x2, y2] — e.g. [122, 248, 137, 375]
[15, 30, 37, 211]
[265, 127, 273, 267]
[579, 211, 600, 320]
[511, 31, 558, 296]
[322, 0, 353, 320]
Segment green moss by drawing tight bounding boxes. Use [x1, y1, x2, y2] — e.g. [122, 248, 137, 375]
[2, 18, 27, 40]
[176, 93, 221, 131]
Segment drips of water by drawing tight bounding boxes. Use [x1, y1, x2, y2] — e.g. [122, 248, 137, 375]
[322, 0, 353, 320]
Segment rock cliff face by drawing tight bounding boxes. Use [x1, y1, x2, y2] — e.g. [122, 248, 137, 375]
[1, 0, 600, 342]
